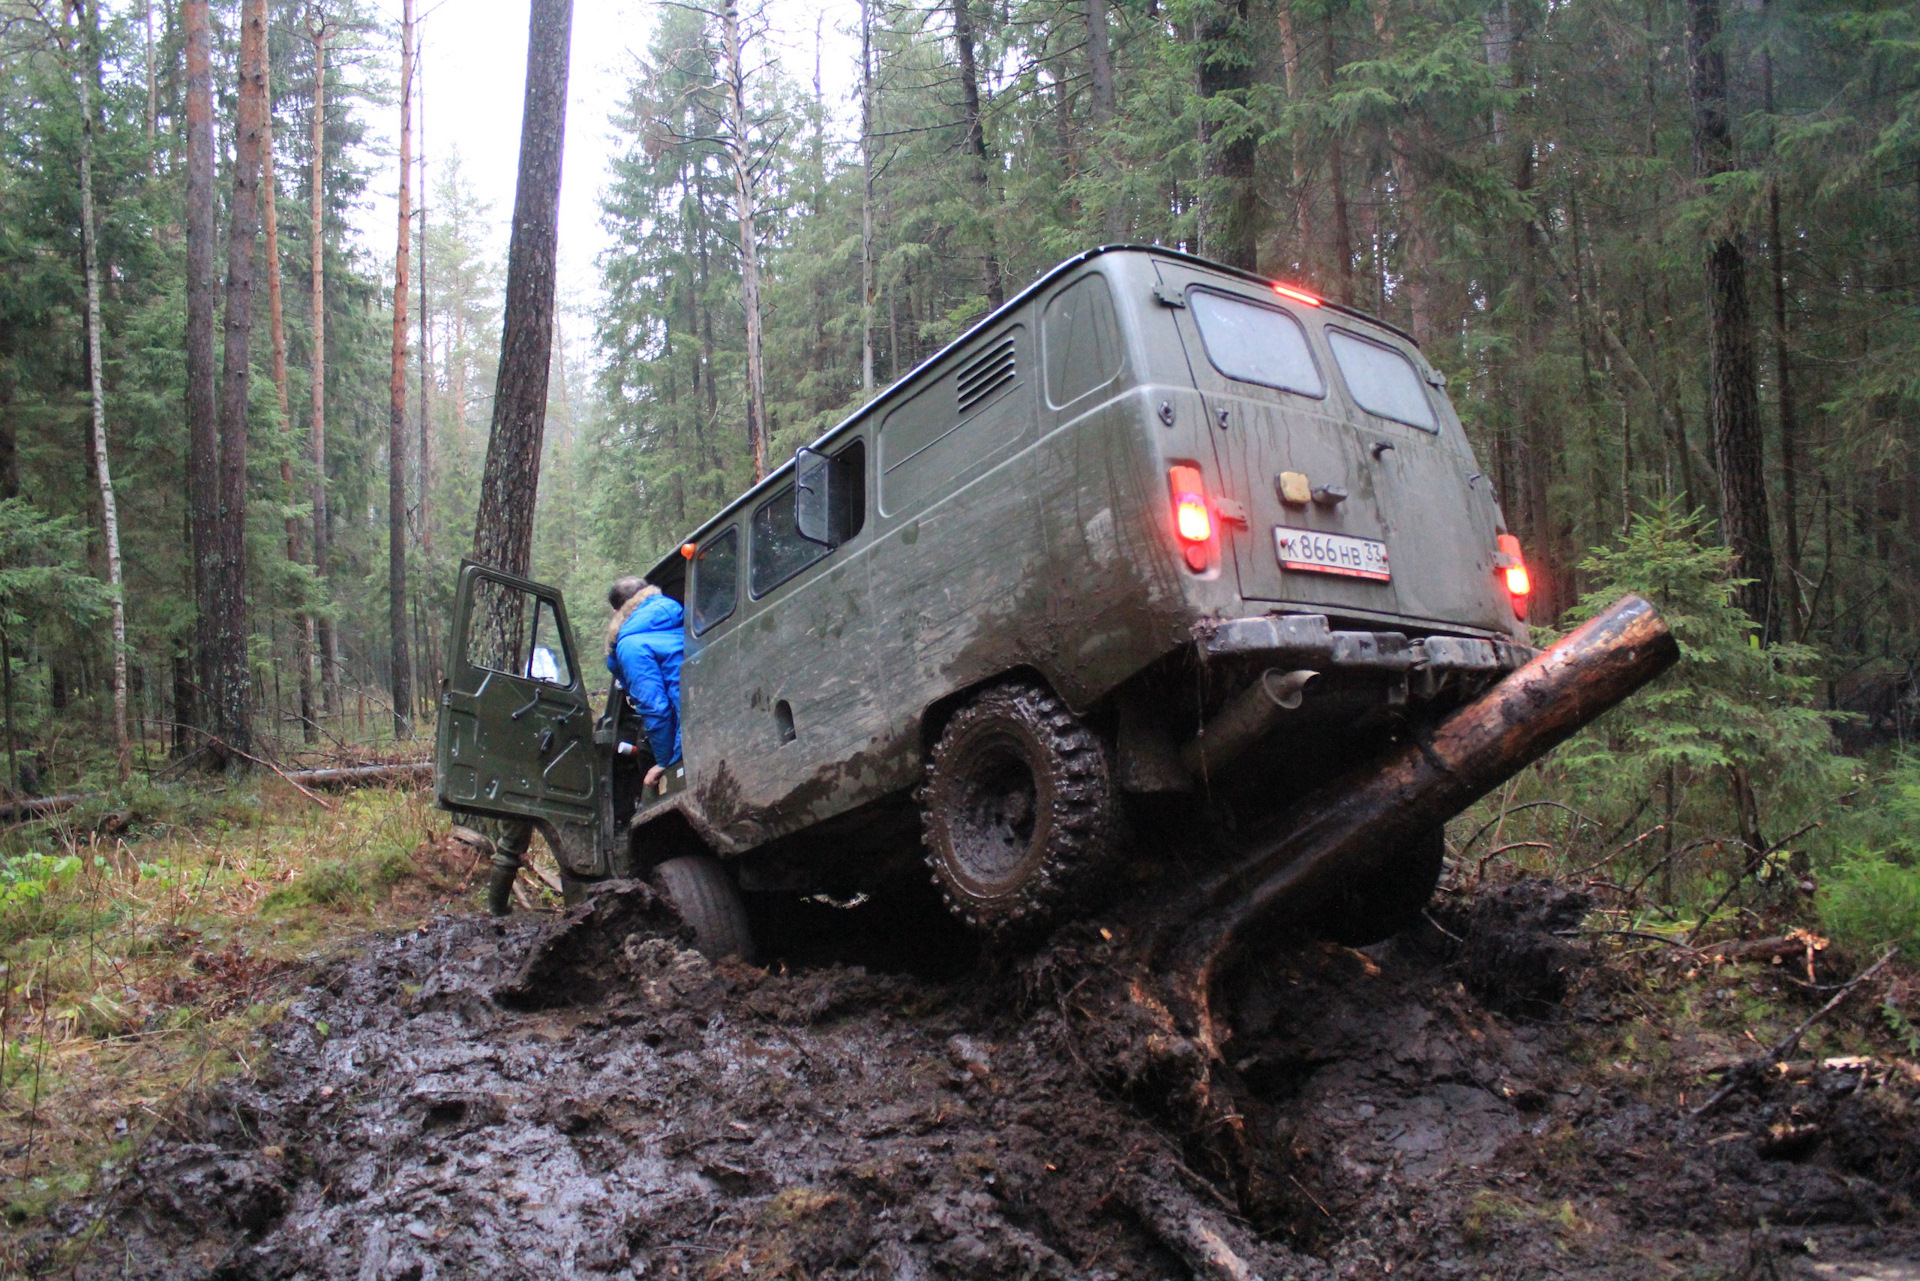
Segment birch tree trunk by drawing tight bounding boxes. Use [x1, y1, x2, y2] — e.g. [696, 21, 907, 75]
[471, 0, 570, 578]
[308, 13, 339, 714]
[389, 0, 414, 738]
[76, 0, 130, 780]
[183, 0, 218, 749]
[720, 0, 768, 478]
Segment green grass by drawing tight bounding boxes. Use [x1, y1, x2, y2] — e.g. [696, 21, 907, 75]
[1822, 850, 1920, 960]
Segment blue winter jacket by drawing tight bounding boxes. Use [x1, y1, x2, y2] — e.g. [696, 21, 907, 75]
[608, 592, 685, 766]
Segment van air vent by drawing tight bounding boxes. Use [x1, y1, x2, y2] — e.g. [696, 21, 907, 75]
[955, 337, 1017, 414]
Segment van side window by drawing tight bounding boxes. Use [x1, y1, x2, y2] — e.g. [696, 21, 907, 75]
[1189, 290, 1324, 398]
[829, 439, 866, 543]
[1043, 274, 1123, 408]
[691, 526, 739, 634]
[1326, 328, 1438, 430]
[752, 486, 830, 598]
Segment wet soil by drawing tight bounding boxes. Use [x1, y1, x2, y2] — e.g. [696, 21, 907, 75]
[62, 878, 1920, 1279]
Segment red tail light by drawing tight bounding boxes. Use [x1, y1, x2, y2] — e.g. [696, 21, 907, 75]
[1169, 465, 1211, 571]
[1498, 533, 1531, 619]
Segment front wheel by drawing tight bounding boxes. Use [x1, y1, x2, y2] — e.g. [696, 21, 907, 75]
[651, 855, 756, 962]
[920, 681, 1119, 933]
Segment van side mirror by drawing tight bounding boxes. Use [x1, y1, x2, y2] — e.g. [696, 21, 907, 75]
[794, 446, 834, 546]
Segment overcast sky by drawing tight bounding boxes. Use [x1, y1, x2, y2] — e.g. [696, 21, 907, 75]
[354, 0, 866, 363]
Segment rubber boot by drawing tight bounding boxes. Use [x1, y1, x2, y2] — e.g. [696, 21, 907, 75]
[485, 820, 534, 917]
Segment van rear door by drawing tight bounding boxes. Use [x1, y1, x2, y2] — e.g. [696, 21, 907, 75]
[1150, 259, 1509, 633]
[436, 562, 599, 829]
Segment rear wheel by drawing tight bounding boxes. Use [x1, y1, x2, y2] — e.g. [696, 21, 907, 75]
[651, 855, 756, 962]
[1319, 826, 1446, 946]
[920, 681, 1119, 933]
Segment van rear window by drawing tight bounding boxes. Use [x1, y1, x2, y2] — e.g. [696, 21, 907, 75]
[1326, 328, 1437, 430]
[1189, 291, 1324, 398]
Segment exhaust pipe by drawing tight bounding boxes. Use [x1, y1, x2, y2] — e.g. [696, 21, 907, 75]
[1179, 668, 1319, 775]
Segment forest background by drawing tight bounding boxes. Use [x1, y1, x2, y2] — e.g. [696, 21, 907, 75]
[0, 0, 1917, 949]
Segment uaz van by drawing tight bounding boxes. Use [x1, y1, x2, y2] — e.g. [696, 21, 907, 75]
[435, 246, 1535, 957]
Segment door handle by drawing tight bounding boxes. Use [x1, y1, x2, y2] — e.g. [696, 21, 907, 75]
[510, 690, 541, 721]
[538, 728, 555, 754]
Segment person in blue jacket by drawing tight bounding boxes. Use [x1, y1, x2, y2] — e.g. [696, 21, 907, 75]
[605, 576, 685, 787]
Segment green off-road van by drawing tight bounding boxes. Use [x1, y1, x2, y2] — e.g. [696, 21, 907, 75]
[435, 246, 1537, 956]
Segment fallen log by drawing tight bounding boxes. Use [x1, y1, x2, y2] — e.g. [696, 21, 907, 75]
[0, 761, 432, 825]
[1151, 593, 1680, 1060]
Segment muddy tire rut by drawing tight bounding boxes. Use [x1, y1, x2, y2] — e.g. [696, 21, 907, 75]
[69, 879, 1920, 1279]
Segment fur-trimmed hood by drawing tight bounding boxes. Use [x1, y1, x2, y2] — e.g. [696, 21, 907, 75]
[605, 583, 664, 654]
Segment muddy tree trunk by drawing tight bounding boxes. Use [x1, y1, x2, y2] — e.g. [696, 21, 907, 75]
[471, 0, 570, 579]
[1194, 0, 1258, 271]
[76, 0, 130, 781]
[204, 0, 270, 762]
[309, 14, 338, 714]
[1687, 0, 1776, 638]
[719, 0, 768, 480]
[952, 0, 1004, 308]
[183, 0, 218, 744]
[388, 0, 414, 739]
[1155, 594, 1678, 1063]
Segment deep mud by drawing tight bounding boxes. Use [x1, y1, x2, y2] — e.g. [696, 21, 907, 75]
[63, 878, 1920, 1280]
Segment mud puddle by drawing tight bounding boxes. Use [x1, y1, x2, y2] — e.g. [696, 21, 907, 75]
[60, 878, 1920, 1279]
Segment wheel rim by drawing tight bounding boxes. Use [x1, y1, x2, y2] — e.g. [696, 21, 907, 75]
[945, 730, 1043, 895]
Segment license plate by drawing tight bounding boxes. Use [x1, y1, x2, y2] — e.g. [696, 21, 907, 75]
[1274, 527, 1390, 581]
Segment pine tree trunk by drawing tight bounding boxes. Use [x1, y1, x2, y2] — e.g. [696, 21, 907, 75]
[389, 0, 414, 739]
[1086, 0, 1124, 242]
[1761, 26, 1799, 622]
[471, 0, 570, 578]
[76, 0, 130, 781]
[262, 55, 314, 745]
[1276, 0, 1309, 272]
[860, 0, 875, 394]
[1194, 0, 1258, 271]
[1688, 0, 1777, 636]
[183, 0, 218, 747]
[418, 47, 433, 561]
[308, 14, 338, 714]
[952, 0, 1005, 307]
[1322, 11, 1353, 303]
[205, 0, 269, 763]
[719, 0, 768, 479]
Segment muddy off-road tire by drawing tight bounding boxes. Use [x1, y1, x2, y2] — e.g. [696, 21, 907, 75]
[1319, 826, 1446, 947]
[652, 855, 756, 963]
[920, 681, 1119, 933]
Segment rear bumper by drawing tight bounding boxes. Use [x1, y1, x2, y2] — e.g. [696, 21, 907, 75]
[1198, 614, 1536, 684]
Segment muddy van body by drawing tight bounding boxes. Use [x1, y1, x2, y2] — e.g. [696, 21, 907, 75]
[437, 246, 1536, 942]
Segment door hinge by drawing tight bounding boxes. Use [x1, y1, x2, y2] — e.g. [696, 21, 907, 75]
[1153, 284, 1187, 309]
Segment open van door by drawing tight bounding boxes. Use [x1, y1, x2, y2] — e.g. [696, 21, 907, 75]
[435, 562, 599, 829]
